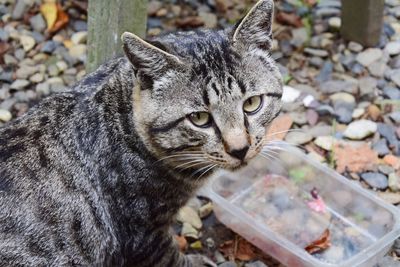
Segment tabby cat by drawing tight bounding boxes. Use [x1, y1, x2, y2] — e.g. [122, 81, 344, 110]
[0, 0, 282, 266]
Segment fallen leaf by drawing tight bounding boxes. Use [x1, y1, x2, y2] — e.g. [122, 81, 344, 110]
[265, 114, 293, 142]
[219, 236, 257, 262]
[334, 143, 379, 173]
[48, 4, 69, 33]
[276, 12, 303, 27]
[174, 235, 187, 252]
[40, 2, 58, 30]
[305, 229, 331, 254]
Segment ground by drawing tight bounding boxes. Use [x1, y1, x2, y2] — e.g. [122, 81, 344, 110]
[0, 0, 399, 266]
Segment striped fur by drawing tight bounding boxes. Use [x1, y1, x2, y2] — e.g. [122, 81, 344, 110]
[0, 1, 281, 266]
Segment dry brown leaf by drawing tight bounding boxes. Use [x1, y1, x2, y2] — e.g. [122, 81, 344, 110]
[174, 235, 188, 252]
[48, 4, 69, 33]
[265, 114, 293, 141]
[219, 236, 257, 262]
[334, 143, 379, 173]
[305, 229, 331, 254]
[40, 2, 57, 30]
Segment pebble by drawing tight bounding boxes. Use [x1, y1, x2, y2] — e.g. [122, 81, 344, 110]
[198, 12, 217, 28]
[378, 123, 398, 152]
[291, 27, 309, 48]
[368, 61, 386, 77]
[390, 69, 400, 87]
[282, 86, 300, 103]
[71, 31, 88, 45]
[69, 44, 87, 59]
[12, 0, 31, 20]
[19, 35, 36, 52]
[41, 41, 59, 54]
[356, 48, 383, 67]
[377, 256, 400, 267]
[0, 109, 12, 122]
[373, 139, 390, 157]
[10, 79, 29, 90]
[289, 112, 307, 125]
[352, 108, 365, 119]
[389, 111, 400, 123]
[319, 80, 358, 94]
[328, 17, 341, 29]
[29, 14, 46, 33]
[385, 41, 400, 55]
[304, 47, 329, 57]
[245, 261, 269, 267]
[343, 120, 377, 140]
[348, 41, 363, 53]
[177, 206, 202, 229]
[284, 132, 313, 145]
[329, 92, 355, 104]
[314, 136, 336, 151]
[388, 173, 400, 192]
[358, 76, 377, 97]
[29, 73, 44, 83]
[379, 165, 395, 175]
[383, 87, 400, 99]
[361, 172, 388, 190]
[16, 65, 37, 79]
[219, 262, 236, 267]
[378, 191, 400, 205]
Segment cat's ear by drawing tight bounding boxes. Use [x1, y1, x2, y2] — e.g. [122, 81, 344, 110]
[231, 0, 274, 51]
[121, 32, 181, 73]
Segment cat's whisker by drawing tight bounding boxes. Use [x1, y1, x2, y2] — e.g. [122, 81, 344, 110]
[197, 164, 217, 181]
[264, 128, 301, 138]
[174, 159, 207, 170]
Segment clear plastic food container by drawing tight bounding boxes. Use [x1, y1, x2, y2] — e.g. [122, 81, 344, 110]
[205, 143, 400, 267]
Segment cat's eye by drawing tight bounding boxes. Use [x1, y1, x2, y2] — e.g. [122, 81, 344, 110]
[188, 112, 212, 127]
[243, 95, 263, 114]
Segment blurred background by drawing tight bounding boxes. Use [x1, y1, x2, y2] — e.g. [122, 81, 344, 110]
[0, 0, 400, 266]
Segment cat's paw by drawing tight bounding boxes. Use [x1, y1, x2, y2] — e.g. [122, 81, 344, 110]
[185, 254, 217, 267]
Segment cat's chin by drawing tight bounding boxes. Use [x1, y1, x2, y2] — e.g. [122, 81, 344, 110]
[224, 161, 248, 171]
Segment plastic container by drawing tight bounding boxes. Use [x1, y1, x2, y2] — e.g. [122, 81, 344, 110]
[205, 143, 400, 267]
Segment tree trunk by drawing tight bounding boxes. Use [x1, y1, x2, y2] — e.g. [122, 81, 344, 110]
[87, 0, 148, 73]
[341, 0, 385, 47]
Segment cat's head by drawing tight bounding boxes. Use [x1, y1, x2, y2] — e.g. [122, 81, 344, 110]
[122, 0, 282, 178]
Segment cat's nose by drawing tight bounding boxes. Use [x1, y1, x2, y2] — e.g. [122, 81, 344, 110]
[227, 146, 249, 161]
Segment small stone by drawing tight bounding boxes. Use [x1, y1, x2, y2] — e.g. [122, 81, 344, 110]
[383, 87, 400, 100]
[304, 48, 329, 57]
[383, 155, 400, 170]
[334, 101, 354, 124]
[219, 262, 236, 267]
[291, 27, 309, 48]
[329, 92, 355, 104]
[367, 105, 381, 121]
[284, 132, 313, 145]
[373, 139, 390, 157]
[314, 136, 336, 151]
[71, 31, 88, 45]
[29, 73, 44, 83]
[316, 105, 335, 116]
[36, 82, 50, 96]
[72, 20, 88, 32]
[177, 206, 202, 229]
[358, 76, 377, 97]
[282, 86, 301, 103]
[360, 172, 388, 190]
[69, 44, 87, 59]
[385, 41, 400, 56]
[348, 41, 363, 53]
[19, 35, 36, 52]
[0, 109, 12, 122]
[389, 111, 400, 123]
[29, 14, 46, 33]
[352, 108, 365, 119]
[343, 120, 377, 140]
[378, 192, 400, 205]
[16, 65, 38, 79]
[319, 80, 358, 94]
[198, 12, 217, 28]
[379, 165, 395, 175]
[390, 69, 400, 87]
[245, 261, 269, 267]
[12, 0, 31, 20]
[368, 61, 386, 78]
[356, 48, 383, 67]
[199, 202, 213, 218]
[290, 112, 307, 125]
[306, 109, 319, 126]
[328, 17, 341, 29]
[378, 124, 398, 153]
[388, 173, 400, 192]
[48, 64, 60, 77]
[181, 222, 198, 240]
[10, 79, 30, 90]
[41, 41, 58, 54]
